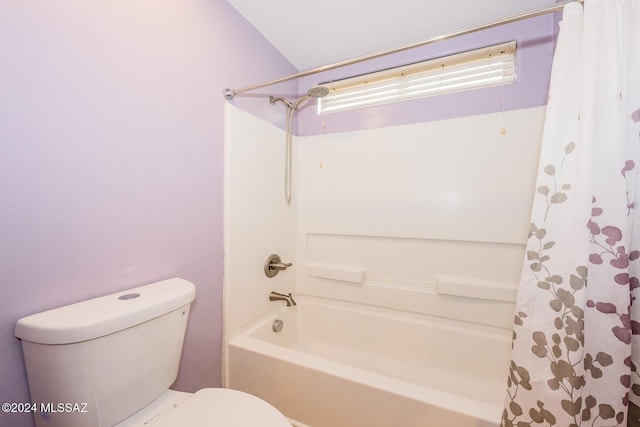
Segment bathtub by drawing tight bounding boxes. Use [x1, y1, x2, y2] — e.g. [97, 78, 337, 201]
[225, 296, 511, 427]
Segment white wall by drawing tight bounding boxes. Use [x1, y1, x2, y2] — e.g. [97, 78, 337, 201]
[223, 104, 296, 335]
[224, 105, 545, 335]
[295, 106, 546, 329]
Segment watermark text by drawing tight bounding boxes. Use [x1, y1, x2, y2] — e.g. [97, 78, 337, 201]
[2, 402, 88, 414]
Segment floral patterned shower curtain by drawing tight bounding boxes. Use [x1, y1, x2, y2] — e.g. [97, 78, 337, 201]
[502, 1, 640, 426]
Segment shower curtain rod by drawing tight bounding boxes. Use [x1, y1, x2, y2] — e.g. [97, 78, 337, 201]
[223, 0, 583, 100]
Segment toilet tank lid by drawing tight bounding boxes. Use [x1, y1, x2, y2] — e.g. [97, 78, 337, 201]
[15, 278, 196, 345]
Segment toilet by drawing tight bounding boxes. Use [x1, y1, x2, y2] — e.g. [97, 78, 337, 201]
[15, 278, 291, 427]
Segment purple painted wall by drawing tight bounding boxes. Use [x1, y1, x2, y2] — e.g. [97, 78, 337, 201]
[0, 1, 295, 426]
[294, 14, 556, 136]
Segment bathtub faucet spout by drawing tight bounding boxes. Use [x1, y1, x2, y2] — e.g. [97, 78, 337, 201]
[269, 291, 297, 307]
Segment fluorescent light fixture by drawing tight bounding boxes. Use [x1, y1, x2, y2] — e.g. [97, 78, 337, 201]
[317, 41, 516, 114]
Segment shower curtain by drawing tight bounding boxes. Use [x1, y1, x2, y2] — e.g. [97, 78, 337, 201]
[502, 1, 640, 426]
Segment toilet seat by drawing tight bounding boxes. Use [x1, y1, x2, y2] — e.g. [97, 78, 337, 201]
[151, 388, 291, 427]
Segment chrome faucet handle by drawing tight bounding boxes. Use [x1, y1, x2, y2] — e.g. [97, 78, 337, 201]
[270, 262, 292, 270]
[264, 254, 292, 278]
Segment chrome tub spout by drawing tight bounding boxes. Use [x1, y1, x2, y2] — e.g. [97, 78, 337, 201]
[269, 291, 297, 307]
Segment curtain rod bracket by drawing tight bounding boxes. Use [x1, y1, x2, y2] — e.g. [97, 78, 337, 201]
[223, 88, 236, 100]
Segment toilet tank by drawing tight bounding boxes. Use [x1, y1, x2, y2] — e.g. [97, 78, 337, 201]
[15, 278, 196, 427]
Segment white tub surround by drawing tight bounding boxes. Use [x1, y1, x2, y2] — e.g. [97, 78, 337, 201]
[296, 106, 545, 328]
[223, 104, 546, 426]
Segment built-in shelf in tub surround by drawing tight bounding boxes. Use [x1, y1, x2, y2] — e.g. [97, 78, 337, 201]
[305, 262, 366, 284]
[436, 275, 518, 302]
[304, 262, 518, 303]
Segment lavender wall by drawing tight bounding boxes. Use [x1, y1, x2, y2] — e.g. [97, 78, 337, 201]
[0, 1, 295, 426]
[296, 14, 556, 135]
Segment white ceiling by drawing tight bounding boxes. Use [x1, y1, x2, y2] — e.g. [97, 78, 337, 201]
[226, 0, 558, 71]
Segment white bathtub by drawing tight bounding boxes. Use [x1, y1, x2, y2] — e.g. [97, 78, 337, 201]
[225, 296, 511, 427]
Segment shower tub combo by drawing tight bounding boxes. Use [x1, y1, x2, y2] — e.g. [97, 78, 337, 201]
[225, 295, 511, 427]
